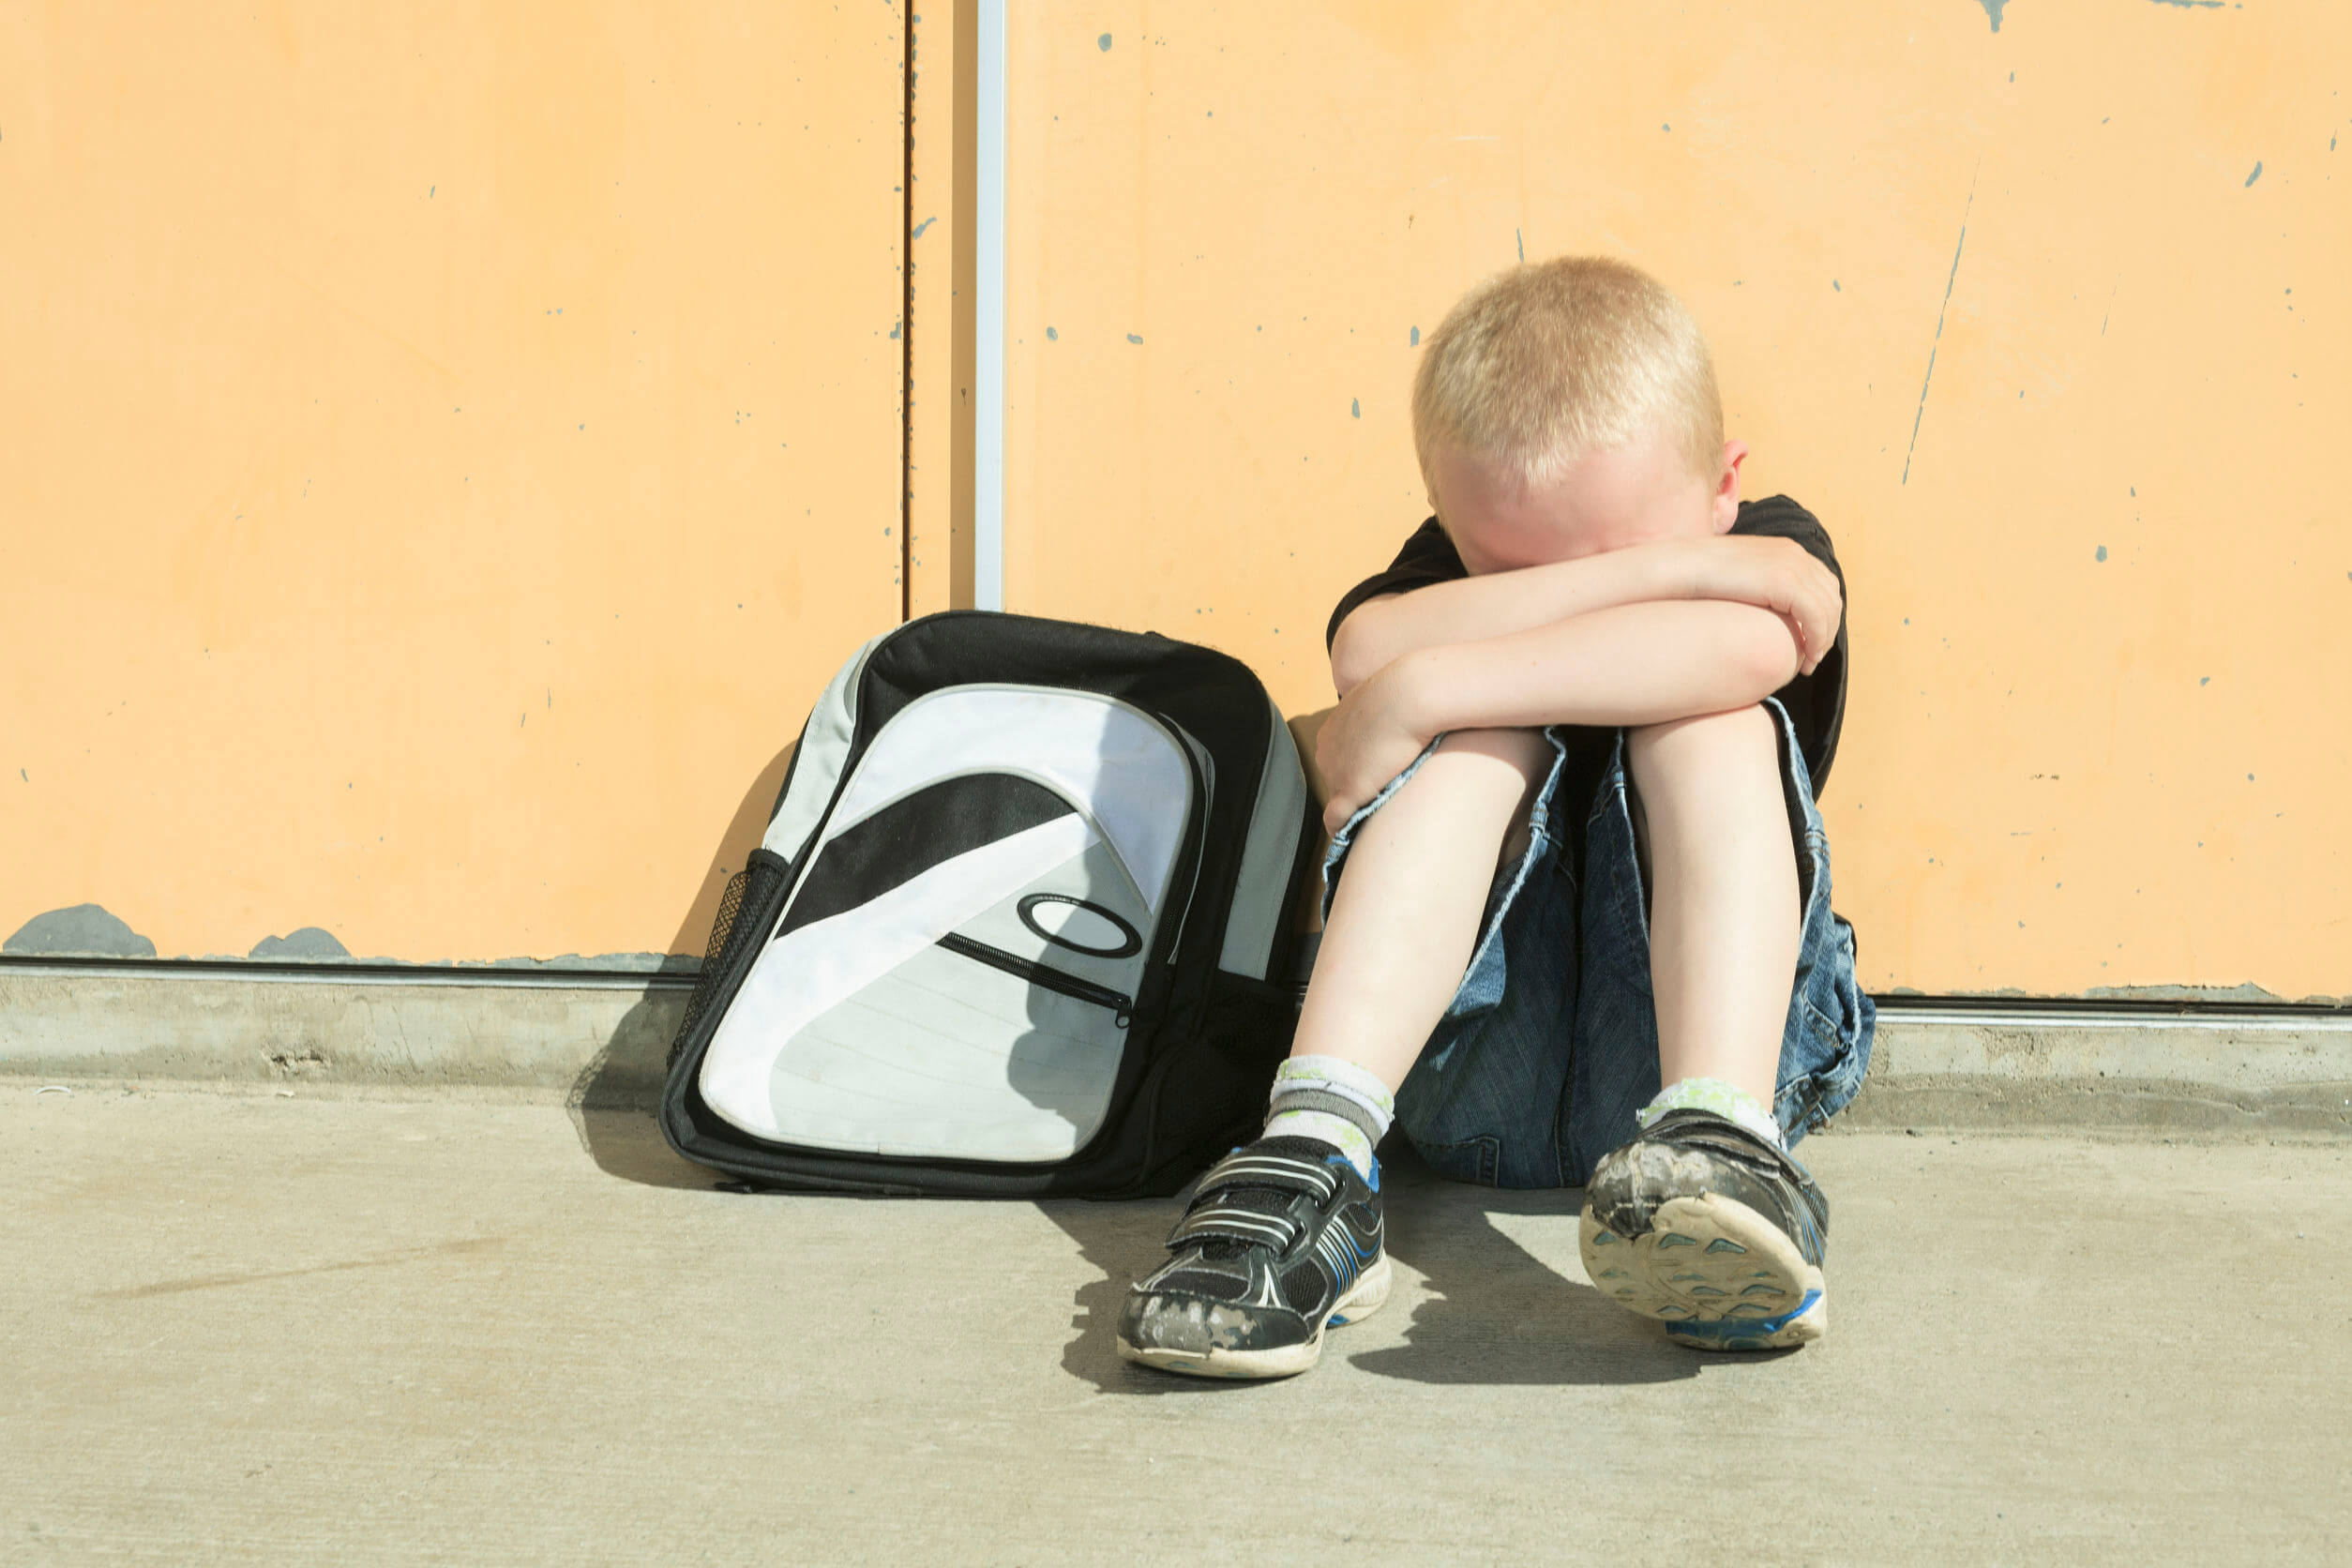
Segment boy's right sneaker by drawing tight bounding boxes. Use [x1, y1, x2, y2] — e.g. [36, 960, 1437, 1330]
[1116, 1136, 1391, 1380]
[1577, 1108, 1831, 1351]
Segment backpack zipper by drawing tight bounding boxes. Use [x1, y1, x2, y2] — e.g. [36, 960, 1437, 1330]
[1153, 714, 1214, 966]
[935, 931, 1134, 1029]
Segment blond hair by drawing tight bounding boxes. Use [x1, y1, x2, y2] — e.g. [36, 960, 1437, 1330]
[1411, 256, 1724, 500]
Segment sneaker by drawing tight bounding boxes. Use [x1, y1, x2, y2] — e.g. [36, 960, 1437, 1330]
[1577, 1108, 1830, 1350]
[1116, 1136, 1391, 1380]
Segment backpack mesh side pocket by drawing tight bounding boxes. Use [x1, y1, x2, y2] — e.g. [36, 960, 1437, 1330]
[669, 851, 791, 1069]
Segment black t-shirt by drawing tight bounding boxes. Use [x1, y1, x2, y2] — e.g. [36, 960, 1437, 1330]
[1324, 495, 1849, 792]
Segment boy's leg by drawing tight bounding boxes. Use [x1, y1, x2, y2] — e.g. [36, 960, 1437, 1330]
[1577, 701, 1840, 1351]
[1254, 726, 1554, 1173]
[1625, 704, 1800, 1112]
[1293, 727, 1554, 1088]
[1116, 728, 1550, 1380]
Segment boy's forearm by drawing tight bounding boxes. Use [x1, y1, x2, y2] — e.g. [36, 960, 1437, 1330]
[1385, 599, 1802, 736]
[1330, 543, 1683, 695]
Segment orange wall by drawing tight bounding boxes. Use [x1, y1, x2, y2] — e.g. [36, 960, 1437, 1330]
[8, 2, 2347, 1001]
[1001, 0, 2351, 1001]
[2, 3, 905, 964]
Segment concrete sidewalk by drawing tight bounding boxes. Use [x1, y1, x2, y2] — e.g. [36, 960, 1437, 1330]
[8, 1086, 2348, 1564]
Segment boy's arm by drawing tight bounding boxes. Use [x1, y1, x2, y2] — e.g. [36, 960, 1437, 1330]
[1316, 598, 1802, 830]
[1330, 534, 1842, 697]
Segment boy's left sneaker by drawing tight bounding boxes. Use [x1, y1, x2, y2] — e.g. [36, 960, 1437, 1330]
[1577, 1108, 1831, 1351]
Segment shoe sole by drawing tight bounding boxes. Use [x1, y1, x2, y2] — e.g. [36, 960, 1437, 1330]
[1114, 1255, 1394, 1380]
[1579, 1194, 1827, 1350]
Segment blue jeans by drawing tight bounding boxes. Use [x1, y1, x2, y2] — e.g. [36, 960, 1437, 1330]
[1319, 701, 1876, 1189]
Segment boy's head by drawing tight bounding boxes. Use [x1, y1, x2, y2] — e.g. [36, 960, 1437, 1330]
[1411, 256, 1744, 574]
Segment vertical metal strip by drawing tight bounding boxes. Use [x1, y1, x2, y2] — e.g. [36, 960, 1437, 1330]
[972, 0, 1007, 611]
[898, 5, 917, 622]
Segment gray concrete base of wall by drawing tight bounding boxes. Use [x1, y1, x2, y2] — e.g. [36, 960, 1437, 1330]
[5, 959, 2350, 1134]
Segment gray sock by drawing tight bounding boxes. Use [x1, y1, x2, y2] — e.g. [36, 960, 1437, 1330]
[1262, 1055, 1396, 1178]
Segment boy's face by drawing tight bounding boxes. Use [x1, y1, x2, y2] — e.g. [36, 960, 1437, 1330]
[1428, 426, 1747, 576]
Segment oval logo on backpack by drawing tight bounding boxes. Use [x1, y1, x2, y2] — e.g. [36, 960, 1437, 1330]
[1018, 893, 1142, 958]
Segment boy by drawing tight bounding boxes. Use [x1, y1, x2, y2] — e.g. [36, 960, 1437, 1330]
[1116, 256, 1875, 1378]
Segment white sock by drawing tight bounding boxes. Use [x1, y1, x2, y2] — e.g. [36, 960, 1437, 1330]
[1262, 1054, 1395, 1179]
[1638, 1077, 1784, 1148]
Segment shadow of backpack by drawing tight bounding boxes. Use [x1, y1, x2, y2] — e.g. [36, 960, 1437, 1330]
[659, 611, 1319, 1198]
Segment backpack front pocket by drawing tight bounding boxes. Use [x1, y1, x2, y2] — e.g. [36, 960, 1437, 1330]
[697, 685, 1202, 1163]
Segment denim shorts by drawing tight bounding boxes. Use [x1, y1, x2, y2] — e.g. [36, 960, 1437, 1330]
[1319, 700, 1876, 1189]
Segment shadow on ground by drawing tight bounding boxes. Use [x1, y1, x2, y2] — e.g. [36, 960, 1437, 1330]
[563, 742, 799, 1188]
[564, 988, 708, 1189]
[1343, 1153, 1719, 1386]
[1037, 1141, 1756, 1391]
[568, 1102, 721, 1190]
[1033, 1190, 1216, 1396]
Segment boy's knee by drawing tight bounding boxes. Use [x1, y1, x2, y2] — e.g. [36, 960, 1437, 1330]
[1415, 728, 1550, 865]
[1335, 727, 1547, 871]
[1435, 726, 1553, 779]
[1625, 704, 1780, 795]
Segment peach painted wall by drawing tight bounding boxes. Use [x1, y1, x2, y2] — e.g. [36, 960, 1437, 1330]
[2, 4, 905, 964]
[8, 2, 2346, 1000]
[998, 0, 2351, 1001]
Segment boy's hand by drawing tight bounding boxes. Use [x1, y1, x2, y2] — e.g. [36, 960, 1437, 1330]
[1314, 659, 1434, 834]
[1672, 535, 1844, 675]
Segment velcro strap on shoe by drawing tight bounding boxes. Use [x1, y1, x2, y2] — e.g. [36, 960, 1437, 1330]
[1168, 1198, 1301, 1253]
[1194, 1149, 1339, 1204]
[1643, 1109, 1794, 1178]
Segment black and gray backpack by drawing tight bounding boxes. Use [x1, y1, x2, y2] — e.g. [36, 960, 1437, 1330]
[659, 611, 1318, 1198]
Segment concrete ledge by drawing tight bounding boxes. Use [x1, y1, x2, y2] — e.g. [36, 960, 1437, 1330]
[1832, 1005, 2352, 1134]
[0, 959, 688, 1107]
[4, 960, 2349, 1132]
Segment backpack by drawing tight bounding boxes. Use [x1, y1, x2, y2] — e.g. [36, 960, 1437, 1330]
[658, 611, 1319, 1198]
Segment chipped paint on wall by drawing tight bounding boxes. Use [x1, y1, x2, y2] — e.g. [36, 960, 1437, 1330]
[5, 906, 158, 959]
[248, 927, 351, 960]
